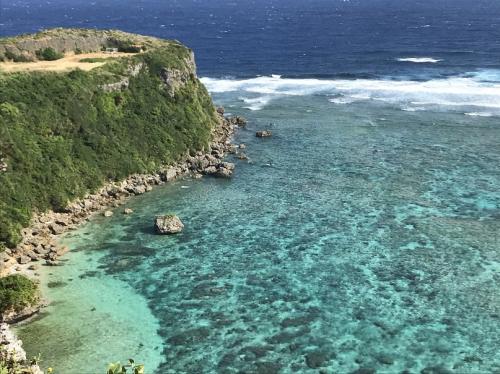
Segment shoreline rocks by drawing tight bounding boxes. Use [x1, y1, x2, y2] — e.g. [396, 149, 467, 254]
[1, 110, 241, 277]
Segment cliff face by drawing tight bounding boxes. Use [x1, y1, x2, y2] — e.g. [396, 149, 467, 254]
[0, 29, 218, 249]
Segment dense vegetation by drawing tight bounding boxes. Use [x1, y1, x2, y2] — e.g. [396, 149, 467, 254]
[0, 275, 39, 314]
[36, 47, 63, 61]
[0, 40, 218, 248]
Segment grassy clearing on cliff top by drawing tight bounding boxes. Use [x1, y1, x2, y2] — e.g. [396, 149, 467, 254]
[0, 51, 139, 73]
[0, 39, 218, 248]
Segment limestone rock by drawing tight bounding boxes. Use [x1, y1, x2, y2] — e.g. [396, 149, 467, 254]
[237, 153, 248, 160]
[17, 255, 31, 265]
[123, 208, 134, 215]
[103, 210, 113, 217]
[155, 215, 184, 234]
[160, 67, 191, 97]
[48, 223, 64, 235]
[127, 184, 146, 195]
[205, 162, 235, 178]
[256, 130, 272, 137]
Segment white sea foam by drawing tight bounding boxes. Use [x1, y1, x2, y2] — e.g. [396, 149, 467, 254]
[239, 96, 272, 110]
[401, 106, 426, 112]
[464, 112, 493, 117]
[397, 57, 442, 63]
[200, 71, 500, 115]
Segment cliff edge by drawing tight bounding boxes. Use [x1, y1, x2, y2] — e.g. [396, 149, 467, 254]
[0, 28, 219, 252]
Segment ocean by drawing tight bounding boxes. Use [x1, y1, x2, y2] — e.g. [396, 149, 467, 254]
[2, 0, 500, 373]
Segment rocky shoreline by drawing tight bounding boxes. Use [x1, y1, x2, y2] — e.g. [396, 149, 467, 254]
[0, 323, 42, 373]
[0, 109, 246, 372]
[1, 109, 245, 279]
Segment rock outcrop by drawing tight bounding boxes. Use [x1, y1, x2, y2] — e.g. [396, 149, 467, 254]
[155, 215, 184, 234]
[256, 130, 272, 137]
[160, 67, 192, 97]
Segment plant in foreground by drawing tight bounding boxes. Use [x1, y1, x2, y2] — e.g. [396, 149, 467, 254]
[107, 359, 144, 374]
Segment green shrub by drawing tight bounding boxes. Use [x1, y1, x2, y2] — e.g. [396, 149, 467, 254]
[79, 57, 109, 63]
[36, 47, 63, 61]
[0, 275, 39, 314]
[107, 359, 144, 374]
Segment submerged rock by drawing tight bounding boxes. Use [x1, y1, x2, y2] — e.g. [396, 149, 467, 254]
[103, 210, 113, 217]
[305, 351, 330, 369]
[123, 208, 134, 215]
[155, 215, 184, 234]
[256, 130, 272, 137]
[237, 153, 249, 161]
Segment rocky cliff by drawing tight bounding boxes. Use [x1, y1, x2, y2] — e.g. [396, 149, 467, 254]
[0, 28, 218, 250]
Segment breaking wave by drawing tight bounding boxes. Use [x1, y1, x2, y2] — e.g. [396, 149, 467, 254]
[397, 57, 442, 63]
[201, 71, 500, 116]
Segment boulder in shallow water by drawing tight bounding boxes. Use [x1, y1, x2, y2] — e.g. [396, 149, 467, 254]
[155, 215, 184, 234]
[103, 210, 113, 217]
[256, 130, 272, 137]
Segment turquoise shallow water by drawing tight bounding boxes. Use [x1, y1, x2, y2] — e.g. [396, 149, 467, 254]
[17, 93, 500, 373]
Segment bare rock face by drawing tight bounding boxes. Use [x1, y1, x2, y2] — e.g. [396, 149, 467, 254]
[16, 255, 31, 265]
[155, 215, 184, 234]
[227, 116, 247, 127]
[160, 67, 191, 97]
[215, 162, 235, 178]
[203, 162, 235, 178]
[256, 130, 272, 137]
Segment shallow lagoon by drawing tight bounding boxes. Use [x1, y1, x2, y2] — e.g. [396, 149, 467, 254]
[17, 92, 500, 373]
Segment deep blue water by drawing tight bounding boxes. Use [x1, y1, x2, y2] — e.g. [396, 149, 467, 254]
[2, 0, 500, 78]
[3, 1, 500, 373]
